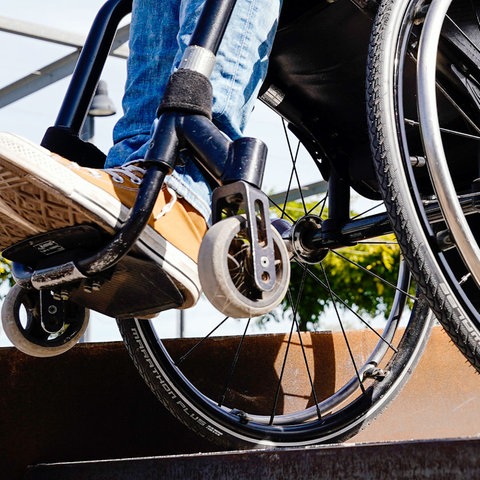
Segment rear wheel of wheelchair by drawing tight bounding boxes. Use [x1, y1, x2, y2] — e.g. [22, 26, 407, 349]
[367, 0, 480, 370]
[118, 109, 435, 447]
[2, 284, 89, 357]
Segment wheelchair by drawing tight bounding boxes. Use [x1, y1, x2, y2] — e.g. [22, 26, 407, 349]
[1, 0, 479, 447]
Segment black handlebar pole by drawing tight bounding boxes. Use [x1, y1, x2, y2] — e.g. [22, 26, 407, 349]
[190, 0, 237, 54]
[55, 0, 132, 132]
[78, 0, 239, 276]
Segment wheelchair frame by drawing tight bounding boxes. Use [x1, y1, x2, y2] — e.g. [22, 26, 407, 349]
[33, 0, 398, 294]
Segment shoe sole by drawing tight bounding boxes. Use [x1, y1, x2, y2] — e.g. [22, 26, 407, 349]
[0, 132, 201, 309]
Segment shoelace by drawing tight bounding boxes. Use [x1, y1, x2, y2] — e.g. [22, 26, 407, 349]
[103, 162, 178, 221]
[104, 161, 146, 185]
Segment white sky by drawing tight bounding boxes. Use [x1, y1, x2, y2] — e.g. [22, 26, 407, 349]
[1, 0, 128, 151]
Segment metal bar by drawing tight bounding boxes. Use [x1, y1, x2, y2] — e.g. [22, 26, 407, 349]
[307, 212, 393, 250]
[0, 24, 130, 109]
[269, 181, 327, 204]
[109, 23, 130, 57]
[0, 15, 129, 58]
[190, 0, 237, 54]
[181, 115, 231, 183]
[0, 16, 86, 47]
[54, 0, 132, 131]
[307, 191, 480, 250]
[0, 52, 80, 109]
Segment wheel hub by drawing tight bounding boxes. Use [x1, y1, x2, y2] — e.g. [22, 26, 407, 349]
[272, 215, 328, 265]
[292, 215, 329, 264]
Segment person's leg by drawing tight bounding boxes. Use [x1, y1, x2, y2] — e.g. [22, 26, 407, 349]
[176, 0, 282, 140]
[107, 0, 282, 221]
[106, 0, 181, 167]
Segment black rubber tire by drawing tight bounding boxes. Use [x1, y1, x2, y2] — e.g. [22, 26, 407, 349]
[2, 284, 89, 358]
[118, 298, 433, 448]
[367, 0, 480, 370]
[198, 215, 290, 318]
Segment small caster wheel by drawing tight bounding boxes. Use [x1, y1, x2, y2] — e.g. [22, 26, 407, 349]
[2, 284, 89, 357]
[199, 215, 290, 317]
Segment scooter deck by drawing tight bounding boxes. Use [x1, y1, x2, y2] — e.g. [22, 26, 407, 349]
[3, 226, 185, 319]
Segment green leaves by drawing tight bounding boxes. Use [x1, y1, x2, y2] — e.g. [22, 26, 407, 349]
[271, 199, 403, 330]
[285, 237, 400, 330]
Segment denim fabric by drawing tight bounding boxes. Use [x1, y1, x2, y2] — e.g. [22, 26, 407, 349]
[105, 0, 282, 221]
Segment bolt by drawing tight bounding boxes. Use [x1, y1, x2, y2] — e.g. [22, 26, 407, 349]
[364, 367, 387, 381]
[231, 409, 249, 424]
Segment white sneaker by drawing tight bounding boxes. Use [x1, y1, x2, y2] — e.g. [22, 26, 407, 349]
[0, 132, 207, 310]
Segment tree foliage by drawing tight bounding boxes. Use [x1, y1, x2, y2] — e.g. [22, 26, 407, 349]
[283, 238, 401, 330]
[268, 200, 402, 330]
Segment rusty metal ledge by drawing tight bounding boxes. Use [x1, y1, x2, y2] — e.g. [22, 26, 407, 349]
[2, 326, 480, 479]
[24, 437, 480, 480]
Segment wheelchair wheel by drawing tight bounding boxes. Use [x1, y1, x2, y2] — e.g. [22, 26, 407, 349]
[118, 110, 434, 447]
[199, 215, 290, 318]
[2, 284, 89, 358]
[367, 0, 480, 370]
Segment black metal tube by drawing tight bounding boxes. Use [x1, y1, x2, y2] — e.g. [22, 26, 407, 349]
[327, 168, 350, 224]
[144, 113, 181, 172]
[190, 0, 237, 54]
[77, 167, 166, 275]
[308, 212, 393, 250]
[55, 0, 132, 132]
[180, 115, 230, 184]
[221, 137, 268, 188]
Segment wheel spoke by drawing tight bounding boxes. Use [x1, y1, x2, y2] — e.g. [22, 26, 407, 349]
[280, 120, 306, 214]
[330, 249, 416, 300]
[320, 262, 366, 393]
[175, 316, 231, 366]
[219, 317, 252, 407]
[445, 14, 480, 57]
[296, 261, 400, 354]
[405, 117, 480, 140]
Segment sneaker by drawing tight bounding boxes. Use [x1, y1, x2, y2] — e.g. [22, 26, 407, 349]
[0, 132, 207, 310]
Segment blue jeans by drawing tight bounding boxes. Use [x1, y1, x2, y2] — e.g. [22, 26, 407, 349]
[106, 0, 282, 221]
